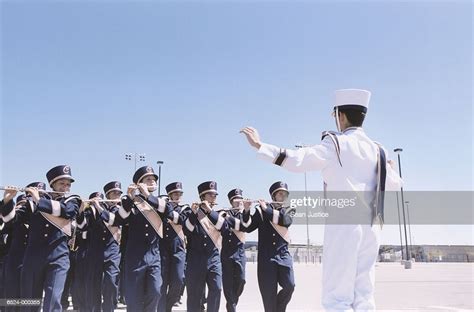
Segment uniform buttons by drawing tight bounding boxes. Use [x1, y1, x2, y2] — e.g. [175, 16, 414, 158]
[103, 230, 107, 233]
[204, 243, 207, 247]
[228, 233, 232, 236]
[45, 224, 50, 227]
[24, 234, 28, 238]
[204, 235, 207, 238]
[272, 242, 276, 245]
[24, 242, 27, 245]
[145, 224, 149, 227]
[102, 238, 106, 241]
[228, 240, 232, 242]
[44, 234, 48, 238]
[272, 233, 276, 237]
[166, 235, 169, 238]
[145, 233, 149, 237]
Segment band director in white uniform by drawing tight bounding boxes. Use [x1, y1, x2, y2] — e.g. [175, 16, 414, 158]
[240, 89, 403, 311]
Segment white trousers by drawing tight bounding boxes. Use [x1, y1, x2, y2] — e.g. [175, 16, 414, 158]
[322, 224, 381, 312]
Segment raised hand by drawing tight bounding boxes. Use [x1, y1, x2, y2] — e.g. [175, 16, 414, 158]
[240, 126, 262, 149]
[25, 187, 40, 204]
[137, 183, 150, 197]
[2, 186, 18, 204]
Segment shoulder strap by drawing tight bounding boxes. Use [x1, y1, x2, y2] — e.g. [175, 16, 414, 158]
[40, 212, 72, 236]
[197, 210, 222, 251]
[134, 197, 163, 238]
[373, 142, 387, 226]
[321, 131, 342, 167]
[101, 219, 121, 244]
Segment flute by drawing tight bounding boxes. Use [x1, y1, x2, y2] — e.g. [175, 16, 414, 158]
[217, 206, 245, 211]
[234, 199, 286, 205]
[82, 199, 121, 204]
[191, 201, 218, 207]
[128, 184, 157, 192]
[0, 186, 68, 195]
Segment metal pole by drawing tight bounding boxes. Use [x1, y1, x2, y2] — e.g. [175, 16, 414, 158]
[406, 201, 413, 260]
[134, 153, 137, 172]
[396, 192, 405, 261]
[395, 149, 410, 262]
[304, 171, 310, 263]
[158, 164, 162, 196]
[157, 161, 164, 196]
[295, 144, 311, 263]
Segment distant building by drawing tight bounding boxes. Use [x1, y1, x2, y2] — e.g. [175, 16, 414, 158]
[379, 245, 473, 263]
[244, 243, 474, 263]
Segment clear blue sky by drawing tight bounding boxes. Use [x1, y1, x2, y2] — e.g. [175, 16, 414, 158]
[1, 1, 472, 245]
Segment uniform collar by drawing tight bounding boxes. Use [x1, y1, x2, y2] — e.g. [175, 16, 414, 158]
[342, 126, 364, 134]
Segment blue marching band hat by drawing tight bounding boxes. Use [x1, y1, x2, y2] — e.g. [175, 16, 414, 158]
[133, 166, 158, 184]
[198, 181, 218, 197]
[269, 181, 289, 197]
[26, 181, 47, 191]
[89, 192, 104, 200]
[103, 181, 122, 196]
[46, 165, 75, 186]
[166, 182, 183, 195]
[227, 188, 243, 202]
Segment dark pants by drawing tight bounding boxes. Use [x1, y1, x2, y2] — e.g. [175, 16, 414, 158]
[4, 252, 25, 312]
[124, 250, 162, 312]
[222, 258, 246, 312]
[85, 252, 120, 312]
[20, 244, 70, 312]
[60, 251, 75, 309]
[257, 261, 295, 312]
[157, 251, 185, 312]
[185, 253, 221, 312]
[0, 256, 6, 312]
[72, 246, 88, 310]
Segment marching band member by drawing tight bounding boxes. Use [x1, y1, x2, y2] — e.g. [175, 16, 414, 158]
[208, 188, 252, 312]
[3, 165, 81, 312]
[157, 182, 189, 312]
[70, 205, 89, 311]
[106, 166, 171, 312]
[0, 217, 10, 309]
[78, 185, 121, 312]
[2, 192, 29, 312]
[182, 181, 222, 312]
[0, 192, 15, 310]
[62, 210, 80, 310]
[240, 89, 403, 311]
[243, 182, 295, 312]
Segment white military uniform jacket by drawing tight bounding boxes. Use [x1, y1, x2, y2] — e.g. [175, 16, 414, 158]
[257, 126, 402, 192]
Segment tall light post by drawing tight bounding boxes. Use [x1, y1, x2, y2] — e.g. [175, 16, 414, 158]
[125, 153, 146, 172]
[394, 148, 411, 268]
[405, 200, 413, 259]
[295, 144, 310, 263]
[396, 192, 405, 261]
[157, 161, 164, 196]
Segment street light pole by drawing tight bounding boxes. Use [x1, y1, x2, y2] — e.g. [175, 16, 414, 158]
[157, 161, 164, 196]
[406, 201, 413, 259]
[394, 148, 411, 268]
[396, 191, 405, 261]
[296, 144, 311, 263]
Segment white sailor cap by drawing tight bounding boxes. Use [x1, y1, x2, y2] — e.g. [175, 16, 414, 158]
[334, 89, 371, 113]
